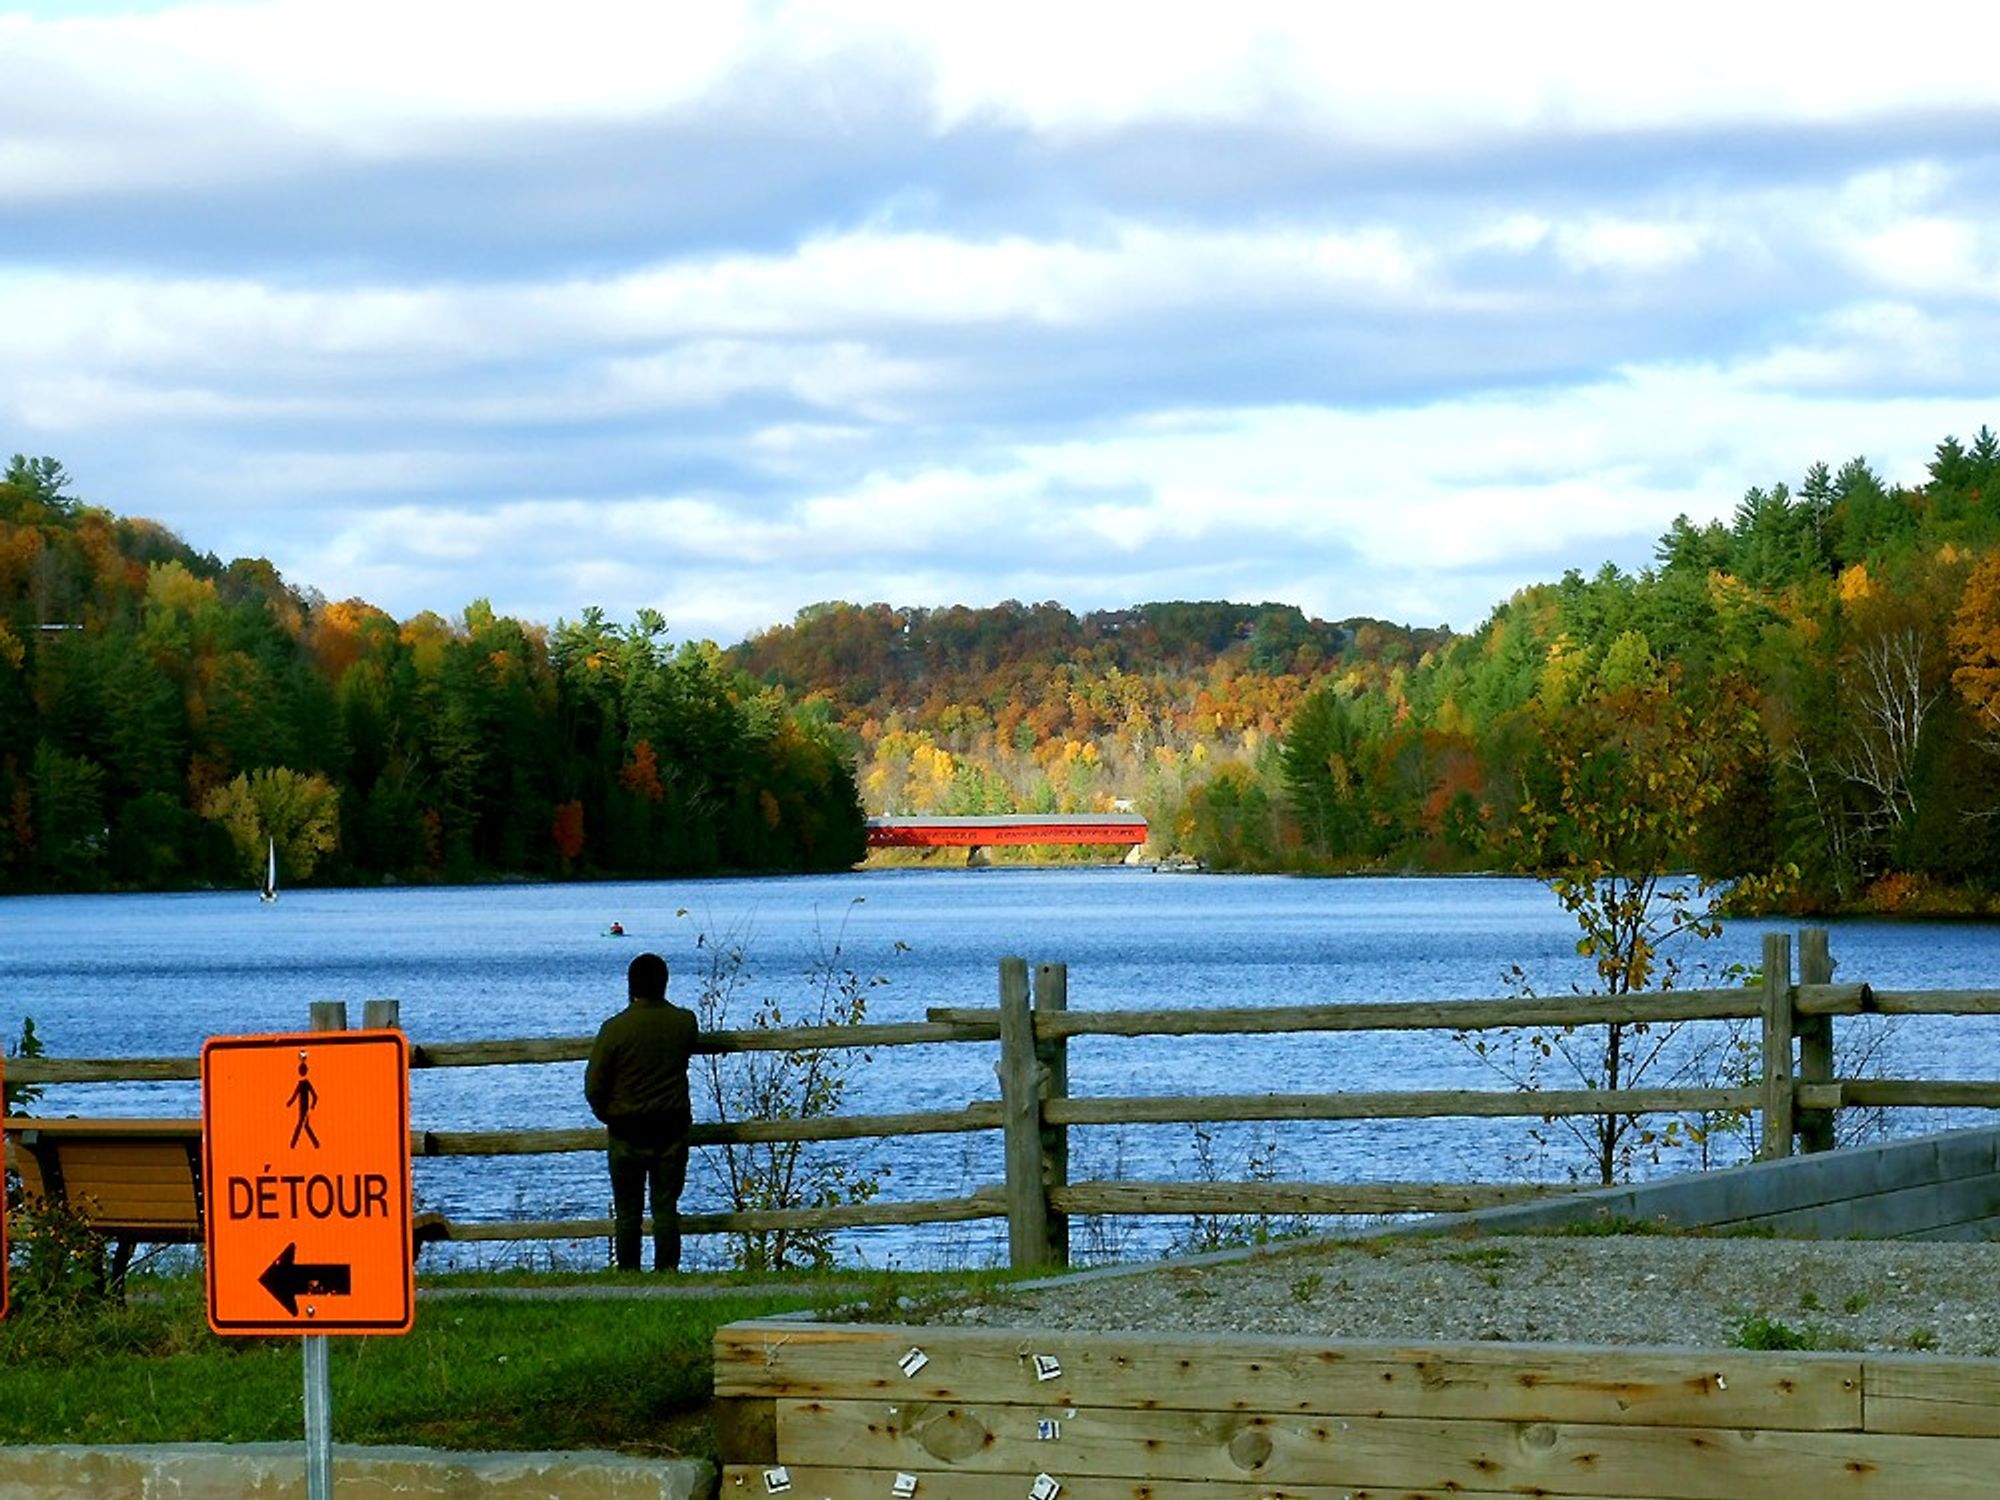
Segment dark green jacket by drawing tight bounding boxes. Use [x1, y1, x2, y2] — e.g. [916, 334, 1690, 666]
[584, 998, 698, 1145]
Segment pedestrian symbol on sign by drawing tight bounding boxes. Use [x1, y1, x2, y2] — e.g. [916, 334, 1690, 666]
[288, 1054, 320, 1148]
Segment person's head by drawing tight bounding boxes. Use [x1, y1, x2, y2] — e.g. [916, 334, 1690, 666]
[628, 951, 669, 1003]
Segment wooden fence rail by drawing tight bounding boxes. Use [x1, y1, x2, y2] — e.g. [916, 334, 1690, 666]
[9, 926, 2000, 1267]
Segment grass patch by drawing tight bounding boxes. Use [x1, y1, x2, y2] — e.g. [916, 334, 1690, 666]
[1445, 1245, 1515, 1269]
[1548, 1215, 1677, 1237]
[1731, 1314, 1826, 1351]
[1537, 1217, 1778, 1241]
[0, 1266, 1002, 1460]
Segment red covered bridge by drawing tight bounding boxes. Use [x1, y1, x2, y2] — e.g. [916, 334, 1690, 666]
[865, 814, 1148, 858]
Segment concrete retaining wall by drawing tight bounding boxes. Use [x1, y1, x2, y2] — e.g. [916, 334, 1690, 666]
[1439, 1124, 2000, 1241]
[992, 1124, 2000, 1298]
[0, 1443, 712, 1499]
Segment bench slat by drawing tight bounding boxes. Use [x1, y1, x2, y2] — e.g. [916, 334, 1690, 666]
[40, 1185, 197, 1210]
[8, 1118, 201, 1139]
[48, 1151, 197, 1176]
[48, 1151, 198, 1175]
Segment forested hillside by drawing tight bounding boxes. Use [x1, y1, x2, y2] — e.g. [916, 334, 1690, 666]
[1243, 429, 2000, 909]
[0, 458, 865, 892]
[730, 600, 1447, 835]
[735, 430, 2000, 910]
[14, 424, 2000, 909]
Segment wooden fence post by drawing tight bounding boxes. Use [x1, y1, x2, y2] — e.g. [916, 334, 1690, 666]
[1758, 931, 1794, 1161]
[363, 999, 400, 1031]
[1035, 961, 1070, 1269]
[998, 957, 1052, 1270]
[1795, 929, 1836, 1154]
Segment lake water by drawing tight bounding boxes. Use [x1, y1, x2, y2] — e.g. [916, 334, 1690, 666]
[4, 868, 1998, 1268]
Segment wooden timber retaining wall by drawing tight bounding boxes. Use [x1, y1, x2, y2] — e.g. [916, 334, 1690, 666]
[11, 927, 2000, 1266]
[714, 1319, 2000, 1498]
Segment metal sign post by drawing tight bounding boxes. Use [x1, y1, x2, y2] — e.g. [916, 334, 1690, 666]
[304, 1330, 332, 1500]
[302, 1000, 338, 1500]
[201, 1001, 413, 1498]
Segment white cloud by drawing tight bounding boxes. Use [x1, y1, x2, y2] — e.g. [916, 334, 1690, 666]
[1850, 220, 1992, 294]
[268, 359, 1994, 644]
[8, 0, 1999, 201]
[6, 0, 1999, 649]
[1552, 219, 1720, 275]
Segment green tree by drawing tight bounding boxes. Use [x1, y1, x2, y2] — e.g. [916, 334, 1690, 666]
[1280, 684, 1368, 857]
[29, 742, 105, 887]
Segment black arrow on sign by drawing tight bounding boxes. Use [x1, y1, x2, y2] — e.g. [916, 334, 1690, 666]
[258, 1242, 353, 1316]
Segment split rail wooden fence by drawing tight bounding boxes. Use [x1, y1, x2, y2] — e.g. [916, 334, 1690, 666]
[10, 927, 2000, 1268]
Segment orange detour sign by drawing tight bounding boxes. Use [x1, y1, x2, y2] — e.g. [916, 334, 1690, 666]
[201, 1030, 413, 1336]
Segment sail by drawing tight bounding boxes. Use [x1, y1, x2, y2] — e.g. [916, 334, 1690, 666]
[261, 836, 278, 903]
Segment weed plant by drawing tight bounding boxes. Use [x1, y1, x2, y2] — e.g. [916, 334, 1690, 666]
[1731, 1314, 1825, 1351]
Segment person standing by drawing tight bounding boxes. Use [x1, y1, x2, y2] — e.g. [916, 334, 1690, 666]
[585, 951, 699, 1271]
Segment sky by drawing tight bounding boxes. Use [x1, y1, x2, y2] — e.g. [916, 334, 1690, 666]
[3, 3, 1998, 646]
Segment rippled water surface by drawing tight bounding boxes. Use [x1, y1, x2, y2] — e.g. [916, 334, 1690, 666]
[6, 869, 1997, 1266]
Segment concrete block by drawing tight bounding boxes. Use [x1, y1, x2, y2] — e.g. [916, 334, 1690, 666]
[0, 1443, 715, 1500]
[1906, 1215, 2000, 1242]
[1416, 1125, 2000, 1242]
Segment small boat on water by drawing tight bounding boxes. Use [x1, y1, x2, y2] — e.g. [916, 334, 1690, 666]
[259, 836, 278, 903]
[1152, 853, 1205, 874]
[607, 920, 626, 937]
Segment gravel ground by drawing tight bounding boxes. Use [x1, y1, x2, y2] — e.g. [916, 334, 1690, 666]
[936, 1233, 2000, 1356]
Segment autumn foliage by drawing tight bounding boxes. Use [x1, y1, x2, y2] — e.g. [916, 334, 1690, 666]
[10, 425, 2000, 906]
[0, 460, 864, 890]
[733, 428, 2000, 906]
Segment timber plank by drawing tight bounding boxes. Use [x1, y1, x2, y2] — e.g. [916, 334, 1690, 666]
[1047, 1086, 1757, 1125]
[53, 1194, 198, 1227]
[71, 1212, 195, 1231]
[714, 1322, 1862, 1429]
[1051, 1179, 1567, 1216]
[9, 1119, 201, 1139]
[774, 1399, 2000, 1497]
[54, 1167, 194, 1192]
[58, 1161, 197, 1186]
[1864, 1357, 2000, 1437]
[719, 1465, 1564, 1498]
[930, 991, 1760, 1038]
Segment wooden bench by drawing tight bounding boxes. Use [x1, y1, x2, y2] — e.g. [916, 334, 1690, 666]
[5, 1118, 203, 1289]
[4, 1117, 447, 1292]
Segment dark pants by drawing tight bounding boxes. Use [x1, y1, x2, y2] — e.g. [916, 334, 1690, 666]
[606, 1133, 690, 1272]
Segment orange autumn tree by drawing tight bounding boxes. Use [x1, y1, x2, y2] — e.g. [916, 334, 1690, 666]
[620, 739, 665, 802]
[550, 799, 585, 863]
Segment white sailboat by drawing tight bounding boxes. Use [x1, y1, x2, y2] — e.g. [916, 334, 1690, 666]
[259, 836, 278, 904]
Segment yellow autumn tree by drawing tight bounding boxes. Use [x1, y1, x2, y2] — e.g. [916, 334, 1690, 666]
[200, 768, 340, 885]
[1949, 551, 2000, 737]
